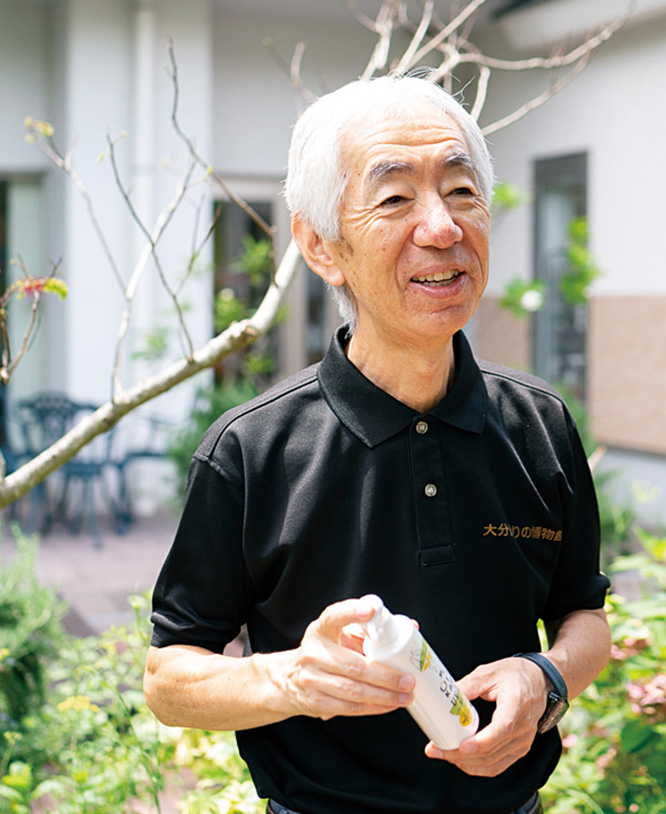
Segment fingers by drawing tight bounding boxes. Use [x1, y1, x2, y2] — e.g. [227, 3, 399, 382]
[425, 658, 546, 776]
[277, 597, 415, 721]
[425, 722, 536, 777]
[312, 595, 377, 642]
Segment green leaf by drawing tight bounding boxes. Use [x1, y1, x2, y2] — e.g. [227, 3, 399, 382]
[620, 719, 656, 753]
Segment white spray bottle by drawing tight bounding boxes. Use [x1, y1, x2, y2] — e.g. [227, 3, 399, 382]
[361, 594, 479, 750]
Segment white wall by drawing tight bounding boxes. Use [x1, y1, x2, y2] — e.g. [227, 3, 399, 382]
[478, 11, 666, 299]
[0, 1, 49, 173]
[212, 11, 378, 177]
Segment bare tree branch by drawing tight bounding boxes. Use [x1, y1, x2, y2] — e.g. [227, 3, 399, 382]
[3, 0, 629, 507]
[0, 256, 65, 385]
[459, 9, 631, 74]
[166, 38, 277, 274]
[481, 55, 589, 135]
[0, 238, 302, 508]
[106, 130, 197, 377]
[25, 123, 126, 293]
[111, 177, 202, 397]
[469, 64, 491, 121]
[360, 0, 403, 79]
[402, 0, 489, 70]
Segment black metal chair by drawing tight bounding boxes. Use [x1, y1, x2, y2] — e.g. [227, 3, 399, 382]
[16, 392, 118, 547]
[107, 413, 173, 533]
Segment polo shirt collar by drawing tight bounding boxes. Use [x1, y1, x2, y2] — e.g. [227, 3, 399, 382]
[318, 327, 488, 448]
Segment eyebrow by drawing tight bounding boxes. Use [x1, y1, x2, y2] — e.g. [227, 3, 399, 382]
[444, 151, 477, 175]
[366, 160, 416, 186]
[366, 151, 478, 188]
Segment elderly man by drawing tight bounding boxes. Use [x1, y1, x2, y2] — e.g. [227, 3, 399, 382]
[144, 76, 611, 814]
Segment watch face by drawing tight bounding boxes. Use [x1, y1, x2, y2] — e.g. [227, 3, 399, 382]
[538, 692, 570, 734]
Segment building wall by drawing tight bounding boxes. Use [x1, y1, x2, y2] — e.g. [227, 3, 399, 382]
[589, 296, 666, 454]
[475, 298, 531, 372]
[476, 7, 666, 461]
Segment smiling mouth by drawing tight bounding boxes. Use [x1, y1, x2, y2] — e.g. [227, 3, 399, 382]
[411, 270, 462, 287]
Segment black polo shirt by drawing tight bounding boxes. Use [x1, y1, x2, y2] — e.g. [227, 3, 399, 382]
[151, 328, 609, 814]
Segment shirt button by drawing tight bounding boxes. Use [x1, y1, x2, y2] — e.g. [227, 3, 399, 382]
[415, 421, 429, 435]
[424, 483, 437, 498]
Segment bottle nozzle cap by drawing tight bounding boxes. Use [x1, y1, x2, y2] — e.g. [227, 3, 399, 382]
[359, 594, 389, 642]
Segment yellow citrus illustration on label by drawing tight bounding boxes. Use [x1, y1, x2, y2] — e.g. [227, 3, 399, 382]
[458, 705, 473, 727]
[419, 641, 432, 672]
[449, 691, 473, 725]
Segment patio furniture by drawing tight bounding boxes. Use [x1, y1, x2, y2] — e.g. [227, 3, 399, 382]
[16, 392, 118, 547]
[108, 413, 174, 533]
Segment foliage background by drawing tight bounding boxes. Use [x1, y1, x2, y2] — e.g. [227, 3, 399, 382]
[1, 519, 665, 814]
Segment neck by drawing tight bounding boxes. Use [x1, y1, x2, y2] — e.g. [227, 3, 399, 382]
[346, 330, 456, 413]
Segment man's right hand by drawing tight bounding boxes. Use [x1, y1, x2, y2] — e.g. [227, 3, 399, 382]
[267, 596, 415, 721]
[145, 596, 414, 732]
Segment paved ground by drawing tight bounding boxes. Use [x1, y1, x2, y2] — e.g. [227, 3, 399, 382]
[2, 508, 180, 636]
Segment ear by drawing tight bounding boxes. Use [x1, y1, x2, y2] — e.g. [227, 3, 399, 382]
[291, 215, 346, 287]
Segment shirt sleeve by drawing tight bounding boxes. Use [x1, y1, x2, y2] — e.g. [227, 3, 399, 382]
[541, 410, 610, 621]
[150, 449, 253, 652]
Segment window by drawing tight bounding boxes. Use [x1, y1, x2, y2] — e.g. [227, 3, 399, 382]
[533, 153, 588, 399]
[212, 199, 277, 383]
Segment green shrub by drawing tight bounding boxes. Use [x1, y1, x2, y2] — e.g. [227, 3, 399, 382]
[0, 562, 262, 814]
[542, 527, 666, 813]
[0, 528, 67, 735]
[3, 522, 664, 813]
[1, 593, 169, 813]
[167, 377, 259, 499]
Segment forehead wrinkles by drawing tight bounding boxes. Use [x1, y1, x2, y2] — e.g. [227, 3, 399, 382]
[337, 109, 473, 217]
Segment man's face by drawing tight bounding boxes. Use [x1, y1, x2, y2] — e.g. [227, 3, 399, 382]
[326, 104, 490, 349]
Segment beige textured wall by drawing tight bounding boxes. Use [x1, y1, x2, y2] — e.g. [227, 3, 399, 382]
[588, 296, 666, 455]
[475, 297, 532, 372]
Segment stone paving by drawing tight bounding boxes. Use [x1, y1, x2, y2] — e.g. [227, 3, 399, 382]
[3, 509, 179, 636]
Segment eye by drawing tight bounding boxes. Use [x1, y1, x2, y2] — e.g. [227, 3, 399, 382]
[451, 186, 474, 196]
[380, 194, 407, 207]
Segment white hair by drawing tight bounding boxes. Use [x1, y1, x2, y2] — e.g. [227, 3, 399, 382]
[284, 75, 495, 329]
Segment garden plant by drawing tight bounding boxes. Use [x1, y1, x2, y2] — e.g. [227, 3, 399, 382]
[1, 518, 665, 813]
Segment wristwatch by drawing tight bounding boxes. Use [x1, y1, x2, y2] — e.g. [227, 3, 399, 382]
[513, 652, 569, 733]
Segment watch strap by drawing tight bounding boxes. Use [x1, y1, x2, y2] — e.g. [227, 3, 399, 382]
[513, 652, 568, 700]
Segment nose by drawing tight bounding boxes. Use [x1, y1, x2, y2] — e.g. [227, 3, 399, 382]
[413, 199, 463, 249]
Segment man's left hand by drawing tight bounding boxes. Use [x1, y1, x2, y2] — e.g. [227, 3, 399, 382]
[424, 657, 548, 777]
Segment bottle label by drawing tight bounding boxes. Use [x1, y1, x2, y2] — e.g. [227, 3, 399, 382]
[411, 641, 475, 728]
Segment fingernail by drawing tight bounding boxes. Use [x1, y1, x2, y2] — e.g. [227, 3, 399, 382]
[399, 675, 415, 691]
[399, 692, 413, 705]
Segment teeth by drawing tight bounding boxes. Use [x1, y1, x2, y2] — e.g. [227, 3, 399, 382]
[413, 270, 461, 283]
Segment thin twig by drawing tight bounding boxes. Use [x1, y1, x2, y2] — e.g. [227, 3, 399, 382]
[481, 56, 590, 136]
[0, 256, 63, 384]
[106, 132, 196, 370]
[166, 38, 277, 275]
[111, 172, 201, 396]
[361, 0, 402, 79]
[394, 0, 434, 75]
[262, 38, 318, 104]
[470, 64, 491, 121]
[32, 135, 125, 292]
[405, 0, 489, 69]
[460, 9, 631, 74]
[426, 44, 461, 86]
[175, 199, 223, 298]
